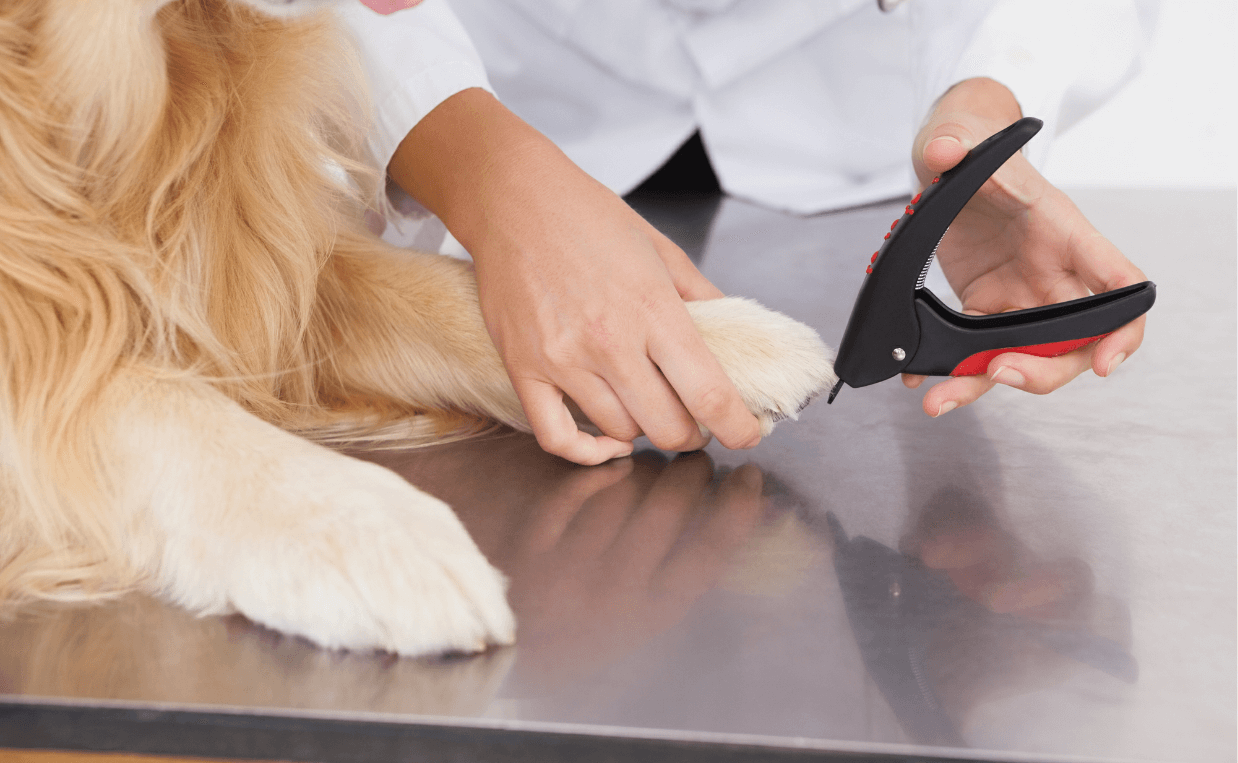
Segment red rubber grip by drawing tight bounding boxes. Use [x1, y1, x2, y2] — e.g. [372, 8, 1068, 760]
[949, 333, 1111, 376]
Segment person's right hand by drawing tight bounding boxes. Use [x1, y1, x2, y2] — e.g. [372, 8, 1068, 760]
[391, 89, 762, 465]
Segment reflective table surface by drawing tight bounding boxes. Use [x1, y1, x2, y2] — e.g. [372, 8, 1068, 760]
[2, 189, 1234, 762]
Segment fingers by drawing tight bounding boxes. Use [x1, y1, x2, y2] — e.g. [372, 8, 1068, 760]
[647, 317, 762, 451]
[652, 233, 725, 302]
[608, 357, 714, 452]
[921, 335, 1129, 417]
[1092, 320, 1143, 378]
[1062, 222, 1148, 376]
[516, 377, 635, 465]
[921, 130, 973, 175]
[985, 345, 1097, 396]
[1066, 220, 1147, 296]
[561, 373, 642, 443]
[520, 352, 720, 462]
[913, 514, 1093, 614]
[919, 374, 996, 417]
[654, 462, 764, 595]
[523, 458, 635, 553]
[912, 78, 1022, 186]
[604, 451, 714, 576]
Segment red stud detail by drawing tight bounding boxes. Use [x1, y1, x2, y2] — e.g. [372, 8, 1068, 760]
[912, 192, 922, 204]
[866, 266, 873, 274]
[884, 232, 891, 239]
[931, 177, 940, 184]
[890, 220, 899, 230]
[871, 251, 879, 263]
[905, 205, 914, 215]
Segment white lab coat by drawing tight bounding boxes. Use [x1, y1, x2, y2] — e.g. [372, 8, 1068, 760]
[338, 0, 1156, 221]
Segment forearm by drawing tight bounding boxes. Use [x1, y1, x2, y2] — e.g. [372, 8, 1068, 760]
[386, 87, 575, 262]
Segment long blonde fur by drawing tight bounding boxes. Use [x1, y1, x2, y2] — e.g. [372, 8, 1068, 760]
[0, 0, 835, 654]
[0, 0, 483, 605]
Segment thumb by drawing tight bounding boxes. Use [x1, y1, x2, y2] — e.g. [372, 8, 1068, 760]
[922, 128, 973, 175]
[914, 119, 979, 182]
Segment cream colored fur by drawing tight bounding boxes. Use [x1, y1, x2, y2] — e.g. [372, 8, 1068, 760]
[0, 0, 835, 655]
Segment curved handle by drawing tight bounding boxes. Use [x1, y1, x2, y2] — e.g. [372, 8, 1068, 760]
[904, 282, 1157, 376]
[833, 118, 1044, 389]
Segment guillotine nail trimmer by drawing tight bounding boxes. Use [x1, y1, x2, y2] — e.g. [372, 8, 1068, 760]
[827, 117, 1156, 403]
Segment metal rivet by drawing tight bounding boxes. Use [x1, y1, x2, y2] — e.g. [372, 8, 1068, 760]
[892, 348, 906, 361]
[889, 580, 901, 599]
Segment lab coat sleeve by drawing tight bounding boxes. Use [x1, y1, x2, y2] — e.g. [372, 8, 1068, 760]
[908, 0, 1159, 169]
[334, 0, 494, 173]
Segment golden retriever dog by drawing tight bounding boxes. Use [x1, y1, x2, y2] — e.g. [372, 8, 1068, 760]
[0, 0, 835, 656]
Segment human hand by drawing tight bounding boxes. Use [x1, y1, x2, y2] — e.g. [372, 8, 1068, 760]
[902, 488, 1092, 615]
[390, 90, 761, 464]
[904, 78, 1148, 417]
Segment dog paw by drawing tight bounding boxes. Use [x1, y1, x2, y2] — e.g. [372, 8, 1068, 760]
[687, 297, 837, 435]
[155, 433, 514, 657]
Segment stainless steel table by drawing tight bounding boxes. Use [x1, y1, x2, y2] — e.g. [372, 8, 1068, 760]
[2, 189, 1234, 763]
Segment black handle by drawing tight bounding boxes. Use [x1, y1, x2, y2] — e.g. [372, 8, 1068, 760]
[833, 118, 1044, 389]
[904, 282, 1156, 376]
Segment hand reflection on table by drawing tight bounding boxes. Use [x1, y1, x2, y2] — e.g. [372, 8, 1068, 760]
[501, 452, 769, 690]
[0, 434, 793, 715]
[902, 487, 1094, 617]
[909, 487, 1134, 734]
[827, 476, 1136, 747]
[371, 438, 783, 691]
[0, 426, 1137, 743]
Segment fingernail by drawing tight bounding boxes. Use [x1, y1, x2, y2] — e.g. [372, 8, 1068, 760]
[991, 366, 1025, 388]
[934, 400, 957, 418]
[928, 135, 962, 150]
[1106, 352, 1126, 377]
[698, 423, 711, 440]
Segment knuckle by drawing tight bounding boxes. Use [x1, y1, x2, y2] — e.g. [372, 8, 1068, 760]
[535, 428, 574, 457]
[540, 337, 577, 369]
[690, 383, 735, 422]
[650, 424, 703, 453]
[736, 426, 761, 449]
[607, 423, 642, 442]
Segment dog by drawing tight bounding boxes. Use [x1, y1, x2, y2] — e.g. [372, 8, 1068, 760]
[0, 0, 836, 656]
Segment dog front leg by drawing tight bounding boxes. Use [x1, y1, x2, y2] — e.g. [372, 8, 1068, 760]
[107, 369, 514, 655]
[318, 237, 837, 443]
[314, 242, 528, 433]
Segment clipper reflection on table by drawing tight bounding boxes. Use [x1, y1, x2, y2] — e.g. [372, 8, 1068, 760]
[826, 512, 1137, 746]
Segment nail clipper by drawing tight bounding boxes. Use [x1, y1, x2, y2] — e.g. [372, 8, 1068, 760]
[827, 117, 1156, 403]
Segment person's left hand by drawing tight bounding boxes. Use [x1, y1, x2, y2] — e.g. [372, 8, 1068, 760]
[903, 78, 1148, 417]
